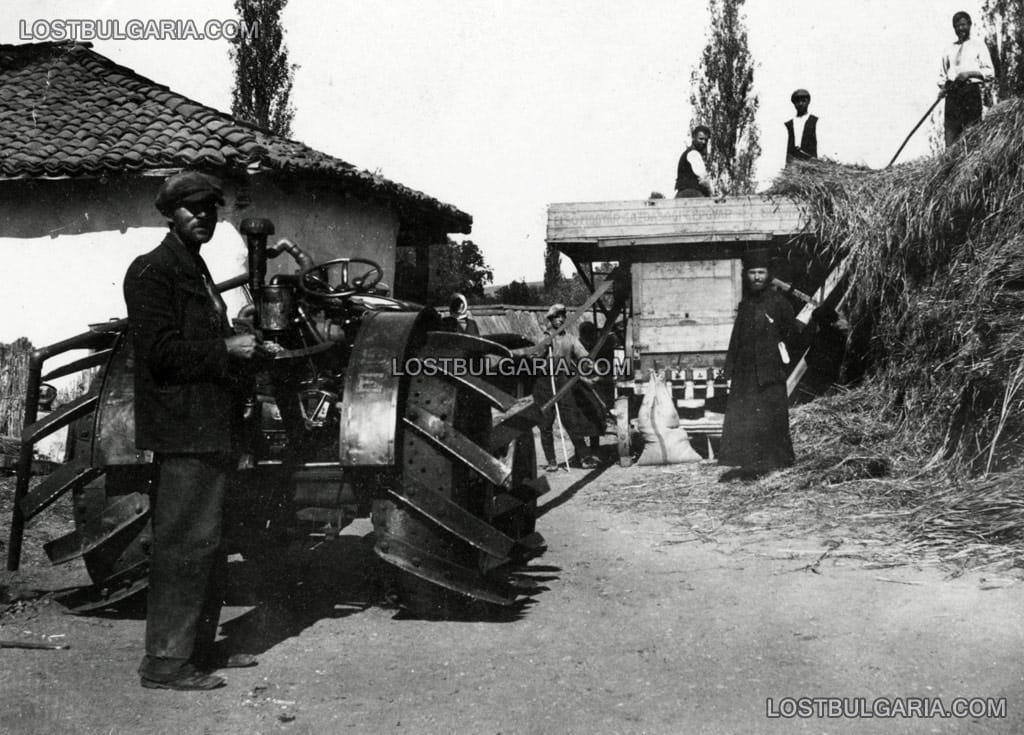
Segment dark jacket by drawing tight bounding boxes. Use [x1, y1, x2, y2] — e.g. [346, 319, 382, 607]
[123, 232, 242, 453]
[675, 146, 710, 196]
[440, 315, 481, 336]
[785, 115, 818, 163]
[724, 288, 798, 388]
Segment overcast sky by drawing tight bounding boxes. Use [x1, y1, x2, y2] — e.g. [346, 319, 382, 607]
[7, 0, 987, 285]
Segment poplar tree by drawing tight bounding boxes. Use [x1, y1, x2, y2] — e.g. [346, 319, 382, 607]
[229, 0, 297, 136]
[983, 0, 1024, 101]
[543, 246, 563, 292]
[688, 0, 761, 194]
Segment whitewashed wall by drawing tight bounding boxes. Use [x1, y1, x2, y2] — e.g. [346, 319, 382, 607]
[0, 175, 401, 353]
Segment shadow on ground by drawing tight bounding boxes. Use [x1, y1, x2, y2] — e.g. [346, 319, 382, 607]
[538, 464, 610, 517]
[28, 527, 558, 657]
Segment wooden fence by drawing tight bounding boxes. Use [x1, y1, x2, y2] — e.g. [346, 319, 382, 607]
[470, 304, 598, 341]
[0, 339, 32, 439]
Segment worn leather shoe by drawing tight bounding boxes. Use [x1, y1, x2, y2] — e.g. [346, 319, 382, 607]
[194, 648, 258, 671]
[210, 653, 258, 670]
[141, 665, 225, 691]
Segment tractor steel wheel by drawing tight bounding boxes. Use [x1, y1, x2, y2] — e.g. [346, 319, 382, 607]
[79, 466, 153, 600]
[44, 465, 154, 613]
[372, 338, 545, 618]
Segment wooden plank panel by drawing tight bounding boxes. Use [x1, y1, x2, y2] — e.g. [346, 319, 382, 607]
[642, 291, 734, 319]
[547, 196, 805, 243]
[636, 260, 736, 320]
[597, 232, 774, 247]
[640, 260, 734, 279]
[634, 323, 733, 353]
[637, 316, 735, 328]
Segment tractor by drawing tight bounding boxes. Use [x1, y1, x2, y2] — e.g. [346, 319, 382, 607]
[6, 218, 549, 618]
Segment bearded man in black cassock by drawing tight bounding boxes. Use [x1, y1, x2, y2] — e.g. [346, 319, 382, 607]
[718, 251, 800, 480]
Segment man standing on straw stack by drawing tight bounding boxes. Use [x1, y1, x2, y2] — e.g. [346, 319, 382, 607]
[937, 10, 994, 147]
[784, 89, 818, 165]
[674, 125, 714, 198]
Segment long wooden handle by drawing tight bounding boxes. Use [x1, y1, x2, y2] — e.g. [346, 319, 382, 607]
[771, 278, 815, 305]
[0, 639, 69, 650]
[887, 97, 943, 168]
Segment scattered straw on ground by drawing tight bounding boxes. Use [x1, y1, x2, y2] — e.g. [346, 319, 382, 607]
[588, 384, 1024, 574]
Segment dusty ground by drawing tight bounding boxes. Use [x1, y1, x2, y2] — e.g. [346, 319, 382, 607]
[2, 451, 1024, 735]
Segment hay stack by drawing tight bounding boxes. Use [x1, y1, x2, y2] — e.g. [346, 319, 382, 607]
[771, 97, 1024, 473]
[767, 99, 1024, 564]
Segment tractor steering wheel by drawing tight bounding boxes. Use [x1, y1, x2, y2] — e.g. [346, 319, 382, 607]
[298, 257, 384, 300]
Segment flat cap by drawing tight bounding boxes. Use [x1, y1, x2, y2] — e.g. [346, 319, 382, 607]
[155, 171, 225, 215]
[791, 88, 811, 101]
[545, 303, 567, 319]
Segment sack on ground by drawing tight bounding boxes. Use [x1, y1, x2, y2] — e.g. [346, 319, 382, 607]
[637, 426, 702, 465]
[636, 370, 679, 437]
[636, 370, 700, 465]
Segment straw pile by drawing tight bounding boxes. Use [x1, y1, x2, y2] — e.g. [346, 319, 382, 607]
[764, 96, 1024, 566]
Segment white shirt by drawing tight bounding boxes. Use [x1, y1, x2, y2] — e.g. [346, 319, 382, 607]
[685, 148, 707, 179]
[938, 36, 995, 87]
[789, 113, 809, 145]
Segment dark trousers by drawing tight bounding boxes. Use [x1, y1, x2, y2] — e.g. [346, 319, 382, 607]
[944, 83, 983, 147]
[139, 453, 231, 681]
[539, 406, 589, 464]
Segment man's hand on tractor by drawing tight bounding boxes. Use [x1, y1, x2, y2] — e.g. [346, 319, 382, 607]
[225, 334, 270, 360]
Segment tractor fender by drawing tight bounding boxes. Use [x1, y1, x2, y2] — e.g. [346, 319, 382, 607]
[338, 308, 439, 466]
[92, 333, 152, 466]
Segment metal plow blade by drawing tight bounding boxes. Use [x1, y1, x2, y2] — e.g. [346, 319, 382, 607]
[19, 463, 103, 521]
[55, 575, 149, 614]
[425, 331, 514, 359]
[43, 491, 150, 565]
[387, 487, 514, 566]
[490, 397, 543, 451]
[374, 531, 516, 607]
[403, 407, 512, 488]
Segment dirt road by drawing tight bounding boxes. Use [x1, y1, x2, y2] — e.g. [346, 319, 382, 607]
[2, 460, 1024, 734]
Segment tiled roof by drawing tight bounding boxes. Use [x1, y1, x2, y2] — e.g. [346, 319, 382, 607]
[0, 42, 470, 231]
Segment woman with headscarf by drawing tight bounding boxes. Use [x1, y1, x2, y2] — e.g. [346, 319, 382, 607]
[440, 292, 480, 335]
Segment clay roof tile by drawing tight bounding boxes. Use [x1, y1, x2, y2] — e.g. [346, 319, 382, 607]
[0, 41, 470, 230]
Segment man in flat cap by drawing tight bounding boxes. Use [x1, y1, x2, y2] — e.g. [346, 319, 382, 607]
[532, 303, 602, 471]
[785, 89, 818, 165]
[125, 171, 264, 690]
[718, 251, 834, 481]
[675, 125, 714, 198]
[938, 11, 994, 147]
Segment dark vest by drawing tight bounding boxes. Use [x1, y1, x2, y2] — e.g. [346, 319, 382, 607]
[785, 115, 818, 163]
[675, 146, 702, 192]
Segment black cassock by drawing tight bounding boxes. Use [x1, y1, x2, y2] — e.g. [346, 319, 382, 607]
[719, 288, 798, 470]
